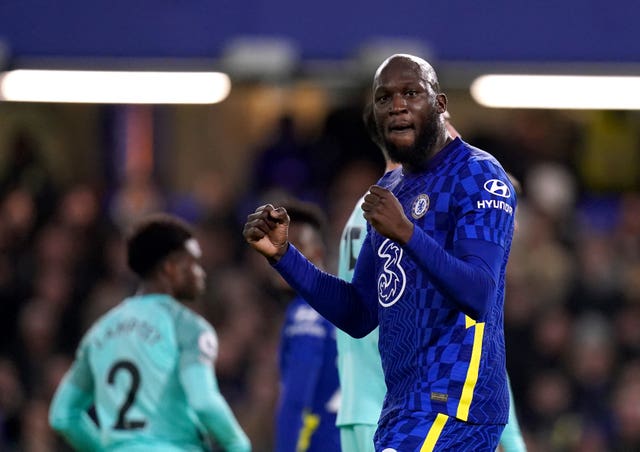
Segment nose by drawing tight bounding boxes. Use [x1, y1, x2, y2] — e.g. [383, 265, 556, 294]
[390, 93, 407, 113]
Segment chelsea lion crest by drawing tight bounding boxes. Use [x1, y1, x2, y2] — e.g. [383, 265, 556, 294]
[411, 194, 430, 219]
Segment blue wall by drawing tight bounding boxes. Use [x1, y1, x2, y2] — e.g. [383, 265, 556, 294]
[0, 0, 638, 63]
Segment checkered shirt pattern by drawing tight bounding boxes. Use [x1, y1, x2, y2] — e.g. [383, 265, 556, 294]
[370, 138, 515, 425]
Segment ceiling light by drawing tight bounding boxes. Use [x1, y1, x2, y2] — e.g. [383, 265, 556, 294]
[0, 69, 231, 104]
[470, 74, 640, 110]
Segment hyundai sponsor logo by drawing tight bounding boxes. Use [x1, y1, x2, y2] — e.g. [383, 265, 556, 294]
[483, 179, 511, 198]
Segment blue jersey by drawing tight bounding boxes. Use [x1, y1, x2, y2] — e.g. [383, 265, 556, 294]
[276, 295, 341, 452]
[370, 138, 514, 425]
[274, 138, 516, 434]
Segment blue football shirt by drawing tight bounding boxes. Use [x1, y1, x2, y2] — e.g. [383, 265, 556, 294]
[274, 137, 516, 431]
[276, 295, 341, 452]
[369, 138, 514, 425]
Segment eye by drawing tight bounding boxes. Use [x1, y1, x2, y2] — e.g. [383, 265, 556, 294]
[375, 95, 390, 105]
[405, 90, 418, 97]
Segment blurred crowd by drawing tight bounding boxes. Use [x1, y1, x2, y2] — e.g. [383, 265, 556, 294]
[1, 107, 640, 452]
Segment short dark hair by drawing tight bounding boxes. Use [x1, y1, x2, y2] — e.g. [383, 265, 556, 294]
[126, 213, 194, 278]
[362, 102, 382, 148]
[281, 200, 327, 242]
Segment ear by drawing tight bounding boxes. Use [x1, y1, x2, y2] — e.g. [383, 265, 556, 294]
[436, 93, 448, 114]
[159, 257, 178, 280]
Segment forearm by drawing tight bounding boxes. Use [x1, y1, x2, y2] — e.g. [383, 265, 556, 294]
[403, 229, 503, 319]
[49, 381, 101, 451]
[273, 244, 377, 337]
[182, 365, 250, 452]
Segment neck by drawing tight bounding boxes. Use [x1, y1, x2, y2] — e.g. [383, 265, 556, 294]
[137, 279, 172, 297]
[385, 161, 401, 172]
[403, 132, 453, 174]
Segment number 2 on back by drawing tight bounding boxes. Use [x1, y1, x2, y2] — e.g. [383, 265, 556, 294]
[107, 360, 147, 430]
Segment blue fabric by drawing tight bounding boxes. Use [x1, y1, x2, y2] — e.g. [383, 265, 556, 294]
[275, 138, 516, 434]
[276, 296, 341, 451]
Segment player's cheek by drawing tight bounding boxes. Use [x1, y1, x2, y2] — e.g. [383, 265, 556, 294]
[192, 264, 206, 290]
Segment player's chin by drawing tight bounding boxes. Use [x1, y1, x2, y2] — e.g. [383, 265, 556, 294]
[386, 142, 415, 163]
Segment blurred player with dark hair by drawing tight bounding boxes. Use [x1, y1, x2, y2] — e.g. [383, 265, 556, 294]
[244, 54, 517, 450]
[274, 199, 341, 452]
[49, 213, 251, 451]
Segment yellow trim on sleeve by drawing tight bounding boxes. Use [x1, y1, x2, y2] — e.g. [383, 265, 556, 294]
[420, 413, 449, 451]
[456, 319, 485, 421]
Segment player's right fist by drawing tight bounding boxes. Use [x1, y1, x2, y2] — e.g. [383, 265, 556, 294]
[243, 204, 290, 261]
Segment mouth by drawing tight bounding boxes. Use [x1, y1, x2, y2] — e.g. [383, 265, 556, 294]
[388, 122, 415, 134]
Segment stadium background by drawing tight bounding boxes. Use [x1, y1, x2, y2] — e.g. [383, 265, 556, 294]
[1, 1, 640, 450]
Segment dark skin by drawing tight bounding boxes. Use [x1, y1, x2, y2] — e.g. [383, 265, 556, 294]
[270, 221, 325, 291]
[137, 248, 206, 301]
[243, 54, 453, 258]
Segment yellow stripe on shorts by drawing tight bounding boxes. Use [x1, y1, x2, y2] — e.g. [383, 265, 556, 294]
[456, 316, 485, 421]
[296, 411, 320, 452]
[420, 413, 449, 451]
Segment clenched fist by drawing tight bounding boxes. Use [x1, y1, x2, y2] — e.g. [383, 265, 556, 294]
[243, 204, 290, 261]
[362, 185, 414, 245]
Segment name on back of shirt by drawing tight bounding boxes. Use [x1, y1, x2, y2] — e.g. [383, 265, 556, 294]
[95, 317, 162, 348]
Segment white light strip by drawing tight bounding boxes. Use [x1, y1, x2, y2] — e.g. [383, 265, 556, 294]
[0, 70, 231, 104]
[471, 74, 640, 110]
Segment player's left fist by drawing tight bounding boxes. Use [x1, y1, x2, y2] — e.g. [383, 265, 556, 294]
[362, 185, 413, 245]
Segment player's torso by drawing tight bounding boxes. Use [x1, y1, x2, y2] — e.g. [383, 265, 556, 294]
[371, 168, 460, 400]
[280, 298, 340, 432]
[369, 145, 510, 423]
[86, 295, 203, 448]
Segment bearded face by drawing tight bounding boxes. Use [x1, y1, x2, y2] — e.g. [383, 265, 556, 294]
[378, 106, 444, 170]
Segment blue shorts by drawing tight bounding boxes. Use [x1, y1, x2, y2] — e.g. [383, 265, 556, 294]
[374, 410, 504, 452]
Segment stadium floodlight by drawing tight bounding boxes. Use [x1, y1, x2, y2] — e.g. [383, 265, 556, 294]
[470, 74, 640, 110]
[0, 69, 231, 104]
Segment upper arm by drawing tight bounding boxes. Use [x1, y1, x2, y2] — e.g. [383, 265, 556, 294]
[176, 314, 221, 407]
[453, 160, 516, 249]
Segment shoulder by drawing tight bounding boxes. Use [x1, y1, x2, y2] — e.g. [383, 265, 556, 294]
[83, 300, 128, 338]
[449, 142, 511, 190]
[174, 303, 215, 336]
[457, 141, 506, 175]
[378, 167, 402, 187]
[173, 305, 219, 362]
[285, 298, 333, 337]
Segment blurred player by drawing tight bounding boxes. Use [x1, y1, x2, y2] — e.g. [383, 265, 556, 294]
[334, 103, 395, 452]
[49, 213, 251, 451]
[244, 54, 516, 450]
[275, 200, 340, 452]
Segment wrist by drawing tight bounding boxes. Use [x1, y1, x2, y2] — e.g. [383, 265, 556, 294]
[398, 223, 414, 246]
[268, 242, 289, 264]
